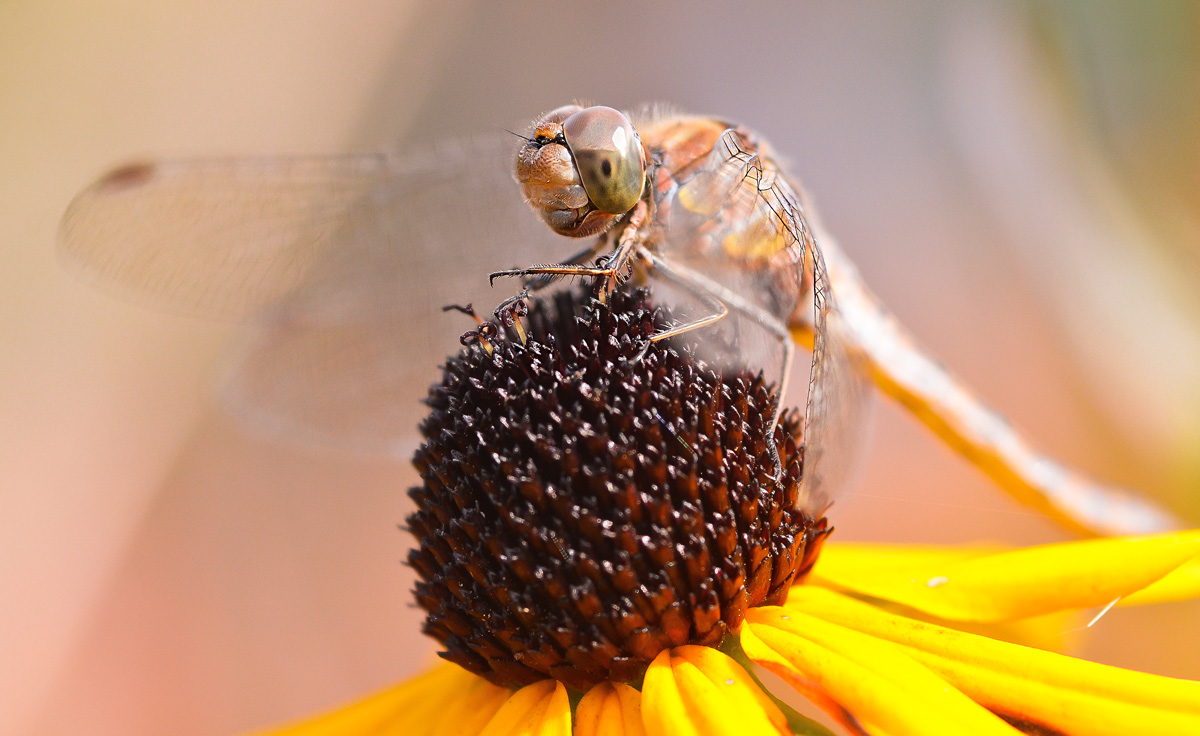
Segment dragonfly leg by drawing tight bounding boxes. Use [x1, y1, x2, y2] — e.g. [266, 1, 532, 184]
[489, 263, 617, 286]
[489, 202, 649, 303]
[639, 247, 794, 480]
[594, 204, 648, 302]
[630, 272, 730, 364]
[520, 240, 608, 292]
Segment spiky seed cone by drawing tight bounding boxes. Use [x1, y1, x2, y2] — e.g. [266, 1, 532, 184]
[407, 287, 829, 690]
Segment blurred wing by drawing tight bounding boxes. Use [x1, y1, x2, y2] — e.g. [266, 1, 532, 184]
[59, 155, 402, 318]
[216, 136, 565, 455]
[62, 137, 567, 455]
[799, 239, 874, 514]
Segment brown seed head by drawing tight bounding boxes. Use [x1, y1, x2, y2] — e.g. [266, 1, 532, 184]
[407, 287, 829, 690]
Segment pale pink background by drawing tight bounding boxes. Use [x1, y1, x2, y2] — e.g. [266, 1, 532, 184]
[3, 2, 1197, 735]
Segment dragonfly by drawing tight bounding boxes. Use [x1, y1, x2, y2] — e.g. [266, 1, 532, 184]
[59, 103, 1181, 536]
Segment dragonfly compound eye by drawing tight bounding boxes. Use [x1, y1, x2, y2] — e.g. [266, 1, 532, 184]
[562, 106, 646, 215]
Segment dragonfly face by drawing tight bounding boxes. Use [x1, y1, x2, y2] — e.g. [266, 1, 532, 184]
[516, 105, 646, 237]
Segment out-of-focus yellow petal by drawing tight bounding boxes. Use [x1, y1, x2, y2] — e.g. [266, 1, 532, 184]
[810, 542, 1002, 584]
[742, 607, 1023, 736]
[427, 674, 513, 736]
[1121, 556, 1200, 605]
[250, 663, 510, 736]
[816, 543, 1084, 651]
[786, 587, 1200, 735]
[575, 682, 646, 736]
[963, 610, 1087, 654]
[641, 646, 790, 736]
[806, 531, 1200, 622]
[479, 680, 571, 736]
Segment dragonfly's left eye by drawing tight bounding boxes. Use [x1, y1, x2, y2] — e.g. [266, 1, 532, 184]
[562, 106, 646, 215]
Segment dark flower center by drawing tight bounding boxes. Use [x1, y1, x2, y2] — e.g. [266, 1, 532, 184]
[407, 287, 829, 690]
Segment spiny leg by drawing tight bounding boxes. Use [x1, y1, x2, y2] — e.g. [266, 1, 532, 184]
[490, 201, 649, 303]
[592, 204, 647, 302]
[489, 263, 618, 288]
[483, 238, 608, 347]
[640, 247, 795, 479]
[521, 240, 608, 292]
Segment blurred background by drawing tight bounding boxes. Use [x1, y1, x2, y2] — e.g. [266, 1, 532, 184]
[2, 1, 1198, 734]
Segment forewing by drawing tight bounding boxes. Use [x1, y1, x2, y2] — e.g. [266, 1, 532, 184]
[59, 155, 406, 318]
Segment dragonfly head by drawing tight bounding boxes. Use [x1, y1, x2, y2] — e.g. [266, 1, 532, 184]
[516, 105, 647, 237]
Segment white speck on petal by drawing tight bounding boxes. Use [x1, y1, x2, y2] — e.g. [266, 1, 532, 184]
[926, 576, 950, 588]
[725, 678, 735, 685]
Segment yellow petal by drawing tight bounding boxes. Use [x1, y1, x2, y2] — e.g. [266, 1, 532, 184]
[813, 543, 1084, 651]
[479, 680, 572, 736]
[575, 682, 646, 736]
[785, 587, 1200, 736]
[1121, 555, 1200, 605]
[806, 531, 1200, 622]
[429, 675, 514, 736]
[811, 542, 1003, 584]
[742, 607, 1023, 736]
[641, 646, 790, 736]
[250, 663, 510, 736]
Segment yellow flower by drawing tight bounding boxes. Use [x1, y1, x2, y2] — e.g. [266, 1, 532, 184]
[253, 530, 1200, 736]
[250, 288, 1200, 736]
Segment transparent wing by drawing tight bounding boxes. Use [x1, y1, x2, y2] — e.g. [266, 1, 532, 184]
[59, 155, 403, 318]
[220, 137, 566, 455]
[798, 239, 874, 514]
[60, 136, 566, 454]
[660, 129, 809, 357]
[655, 126, 873, 512]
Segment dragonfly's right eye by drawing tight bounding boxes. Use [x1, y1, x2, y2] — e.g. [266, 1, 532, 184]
[561, 106, 646, 215]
